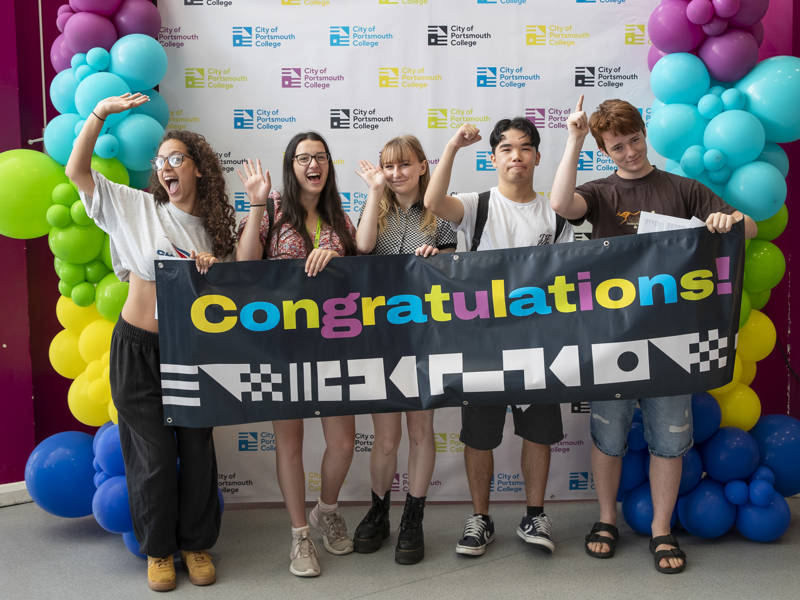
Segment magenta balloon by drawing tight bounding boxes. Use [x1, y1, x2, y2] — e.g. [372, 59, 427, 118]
[63, 12, 118, 54]
[745, 22, 764, 46]
[57, 4, 73, 15]
[702, 17, 729, 36]
[729, 0, 769, 27]
[50, 34, 73, 72]
[648, 46, 669, 71]
[56, 12, 72, 33]
[712, 0, 741, 18]
[69, 0, 123, 16]
[698, 29, 759, 82]
[113, 0, 162, 39]
[687, 0, 714, 24]
[649, 0, 707, 53]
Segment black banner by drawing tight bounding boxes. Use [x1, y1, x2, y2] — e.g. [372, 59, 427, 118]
[156, 224, 743, 427]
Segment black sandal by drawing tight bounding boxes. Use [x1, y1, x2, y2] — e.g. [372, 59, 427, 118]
[649, 534, 687, 574]
[584, 522, 619, 558]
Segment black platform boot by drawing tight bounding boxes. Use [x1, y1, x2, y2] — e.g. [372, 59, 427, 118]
[395, 493, 425, 565]
[353, 490, 390, 553]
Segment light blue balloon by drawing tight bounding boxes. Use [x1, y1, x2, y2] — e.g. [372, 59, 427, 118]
[651, 52, 710, 105]
[131, 89, 170, 129]
[128, 169, 153, 190]
[50, 69, 78, 115]
[44, 113, 81, 165]
[95, 134, 119, 159]
[74, 65, 95, 82]
[651, 99, 665, 114]
[707, 165, 732, 184]
[735, 56, 800, 143]
[697, 94, 723, 120]
[110, 34, 168, 92]
[86, 47, 111, 72]
[703, 148, 726, 171]
[665, 158, 681, 173]
[709, 85, 726, 96]
[112, 114, 165, 171]
[74, 72, 131, 128]
[721, 88, 746, 111]
[680, 145, 705, 177]
[71, 53, 87, 70]
[758, 142, 789, 178]
[647, 103, 707, 161]
[724, 161, 787, 221]
[73, 119, 86, 137]
[703, 110, 765, 169]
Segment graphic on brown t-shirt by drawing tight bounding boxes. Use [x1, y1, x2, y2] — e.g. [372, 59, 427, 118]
[617, 210, 640, 226]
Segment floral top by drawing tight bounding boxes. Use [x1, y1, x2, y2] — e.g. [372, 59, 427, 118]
[237, 192, 356, 259]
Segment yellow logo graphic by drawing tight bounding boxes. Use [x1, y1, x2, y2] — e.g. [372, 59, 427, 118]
[525, 25, 546, 46]
[307, 471, 321, 492]
[184, 68, 205, 88]
[434, 432, 464, 452]
[434, 433, 448, 452]
[625, 24, 646, 45]
[378, 0, 400, 3]
[379, 67, 399, 87]
[427, 108, 447, 129]
[282, 0, 301, 5]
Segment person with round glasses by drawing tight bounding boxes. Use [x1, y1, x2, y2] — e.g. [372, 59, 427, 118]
[236, 132, 358, 577]
[66, 93, 236, 592]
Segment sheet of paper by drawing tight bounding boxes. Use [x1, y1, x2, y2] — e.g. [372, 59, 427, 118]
[637, 211, 705, 234]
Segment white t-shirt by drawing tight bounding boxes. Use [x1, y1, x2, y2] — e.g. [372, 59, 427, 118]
[452, 187, 574, 251]
[79, 170, 212, 282]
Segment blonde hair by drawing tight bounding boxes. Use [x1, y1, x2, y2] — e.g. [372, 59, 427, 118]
[377, 135, 436, 235]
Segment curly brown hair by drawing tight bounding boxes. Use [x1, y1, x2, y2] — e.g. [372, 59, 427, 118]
[150, 130, 236, 258]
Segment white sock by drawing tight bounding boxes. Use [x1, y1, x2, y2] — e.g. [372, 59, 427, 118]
[318, 500, 338, 513]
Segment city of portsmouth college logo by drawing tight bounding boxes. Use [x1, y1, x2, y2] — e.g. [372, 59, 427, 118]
[234, 109, 254, 129]
[428, 24, 491, 48]
[233, 108, 298, 131]
[477, 0, 528, 5]
[330, 108, 394, 131]
[476, 67, 497, 87]
[232, 26, 252, 46]
[569, 471, 592, 490]
[476, 151, 495, 172]
[330, 109, 350, 129]
[184, 67, 247, 90]
[527, 25, 590, 47]
[281, 68, 301, 88]
[330, 26, 350, 46]
[329, 24, 394, 48]
[434, 432, 465, 453]
[489, 473, 524, 493]
[525, 25, 546, 45]
[575, 65, 639, 89]
[578, 151, 594, 171]
[378, 67, 399, 87]
[281, 68, 344, 90]
[237, 431, 276, 452]
[339, 192, 368, 214]
[185, 0, 235, 5]
[624, 24, 646, 45]
[428, 107, 491, 130]
[427, 108, 447, 129]
[477, 66, 541, 88]
[428, 25, 447, 46]
[234, 191, 250, 212]
[577, 0, 628, 4]
[232, 25, 295, 48]
[379, 0, 430, 5]
[380, 66, 442, 89]
[185, 67, 205, 88]
[525, 105, 579, 129]
[575, 66, 595, 87]
[159, 26, 199, 49]
[525, 108, 545, 129]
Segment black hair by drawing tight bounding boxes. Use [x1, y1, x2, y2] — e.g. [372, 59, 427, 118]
[489, 117, 541, 153]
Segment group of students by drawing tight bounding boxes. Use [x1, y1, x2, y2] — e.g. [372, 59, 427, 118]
[64, 92, 756, 592]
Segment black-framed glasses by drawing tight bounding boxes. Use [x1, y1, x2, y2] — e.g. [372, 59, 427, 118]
[151, 152, 191, 171]
[294, 152, 330, 166]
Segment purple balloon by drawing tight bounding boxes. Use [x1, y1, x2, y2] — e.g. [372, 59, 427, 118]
[69, 0, 123, 16]
[50, 33, 73, 72]
[56, 11, 73, 33]
[113, 0, 162, 39]
[745, 21, 764, 46]
[702, 17, 729, 36]
[729, 0, 769, 27]
[57, 3, 73, 15]
[649, 0, 707, 53]
[687, 0, 714, 25]
[698, 29, 759, 82]
[712, 0, 741, 18]
[647, 45, 669, 71]
[64, 12, 118, 54]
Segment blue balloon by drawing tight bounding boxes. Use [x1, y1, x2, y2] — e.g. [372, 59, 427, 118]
[651, 52, 710, 105]
[74, 65, 95, 83]
[724, 161, 787, 221]
[757, 142, 790, 178]
[50, 69, 78, 115]
[749, 414, 800, 496]
[708, 85, 726, 96]
[74, 72, 131, 128]
[86, 47, 111, 71]
[735, 55, 800, 143]
[93, 470, 110, 488]
[720, 88, 746, 111]
[724, 480, 749, 505]
[618, 449, 647, 501]
[622, 481, 677, 535]
[692, 392, 721, 444]
[706, 165, 732, 184]
[123, 530, 146, 559]
[701, 427, 759, 483]
[43, 113, 81, 165]
[750, 465, 776, 485]
[95, 424, 125, 477]
[647, 103, 707, 161]
[680, 145, 705, 177]
[110, 34, 168, 91]
[676, 479, 736, 538]
[678, 447, 703, 495]
[24, 431, 95, 518]
[95, 133, 120, 159]
[112, 114, 165, 171]
[697, 94, 723, 120]
[92, 475, 133, 534]
[128, 168, 153, 190]
[93, 421, 114, 454]
[652, 98, 665, 114]
[736, 493, 792, 542]
[703, 148, 726, 171]
[70, 53, 87, 70]
[748, 479, 774, 507]
[131, 89, 170, 129]
[628, 421, 647, 452]
[703, 110, 766, 169]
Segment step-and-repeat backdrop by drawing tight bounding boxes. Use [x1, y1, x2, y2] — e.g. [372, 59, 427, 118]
[158, 0, 661, 503]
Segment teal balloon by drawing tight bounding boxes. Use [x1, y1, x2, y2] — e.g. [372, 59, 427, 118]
[724, 161, 787, 221]
[647, 103, 707, 161]
[71, 53, 87, 69]
[709, 85, 726, 96]
[44, 113, 81, 165]
[720, 88, 746, 110]
[697, 93, 723, 119]
[112, 114, 164, 171]
[652, 98, 665, 114]
[650, 52, 710, 104]
[86, 47, 111, 71]
[680, 145, 705, 177]
[95, 133, 119, 159]
[74, 72, 131, 128]
[735, 56, 800, 143]
[74, 65, 95, 82]
[706, 165, 732, 184]
[128, 169, 153, 190]
[703, 148, 725, 171]
[48, 222, 105, 264]
[96, 272, 129, 322]
[703, 110, 765, 169]
[110, 34, 168, 91]
[50, 69, 78, 115]
[757, 143, 789, 178]
[755, 204, 788, 241]
[131, 89, 170, 128]
[744, 240, 786, 293]
[46, 204, 72, 228]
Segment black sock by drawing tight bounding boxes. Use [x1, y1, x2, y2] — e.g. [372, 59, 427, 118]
[527, 506, 544, 517]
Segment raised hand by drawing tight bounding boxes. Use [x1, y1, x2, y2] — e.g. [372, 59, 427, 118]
[566, 94, 589, 139]
[355, 159, 386, 192]
[236, 158, 271, 203]
[450, 124, 482, 149]
[95, 93, 149, 119]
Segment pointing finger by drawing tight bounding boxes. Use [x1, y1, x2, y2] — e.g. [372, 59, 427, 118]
[576, 94, 584, 113]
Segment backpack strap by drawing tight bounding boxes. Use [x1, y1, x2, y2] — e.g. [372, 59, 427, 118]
[262, 196, 276, 259]
[470, 191, 491, 251]
[555, 213, 566, 242]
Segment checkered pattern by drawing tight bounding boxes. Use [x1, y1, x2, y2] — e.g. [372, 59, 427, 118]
[689, 329, 728, 373]
[241, 364, 283, 402]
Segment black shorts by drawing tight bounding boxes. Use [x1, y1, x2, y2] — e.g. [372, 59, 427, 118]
[460, 403, 564, 450]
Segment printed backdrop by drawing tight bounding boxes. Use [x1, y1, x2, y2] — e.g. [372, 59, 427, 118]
[157, 0, 663, 503]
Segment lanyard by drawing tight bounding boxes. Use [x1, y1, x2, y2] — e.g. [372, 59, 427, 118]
[313, 216, 321, 249]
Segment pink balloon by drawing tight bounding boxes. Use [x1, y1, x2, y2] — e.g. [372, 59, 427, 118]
[113, 0, 162, 39]
[703, 17, 729, 36]
[647, 46, 669, 71]
[63, 12, 118, 53]
[748, 21, 764, 46]
[50, 33, 73, 72]
[712, 0, 741, 18]
[56, 11, 73, 33]
[69, 0, 123, 16]
[698, 29, 759, 81]
[57, 4, 73, 15]
[648, 0, 707, 53]
[729, 0, 769, 27]
[687, 0, 714, 25]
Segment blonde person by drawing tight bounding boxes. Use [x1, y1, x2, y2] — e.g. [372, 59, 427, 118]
[352, 135, 456, 564]
[235, 132, 358, 577]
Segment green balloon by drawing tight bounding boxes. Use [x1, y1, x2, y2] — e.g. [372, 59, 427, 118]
[96, 272, 129, 322]
[58, 261, 86, 286]
[46, 204, 72, 228]
[70, 200, 93, 227]
[744, 240, 786, 294]
[85, 259, 110, 283]
[100, 234, 113, 271]
[748, 288, 771, 310]
[48, 222, 105, 264]
[54, 256, 63, 272]
[91, 156, 130, 186]
[755, 205, 788, 242]
[51, 182, 79, 207]
[58, 279, 73, 297]
[739, 290, 752, 330]
[71, 281, 96, 307]
[0, 149, 69, 239]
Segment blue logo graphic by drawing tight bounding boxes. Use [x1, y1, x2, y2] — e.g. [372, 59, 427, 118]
[330, 26, 350, 46]
[569, 471, 591, 490]
[476, 67, 497, 88]
[234, 109, 254, 129]
[578, 151, 594, 171]
[234, 192, 249, 212]
[476, 151, 495, 171]
[238, 432, 258, 451]
[477, 0, 497, 4]
[233, 26, 253, 47]
[340, 192, 351, 211]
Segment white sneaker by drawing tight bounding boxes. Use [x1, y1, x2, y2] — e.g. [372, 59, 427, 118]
[290, 526, 320, 577]
[309, 503, 354, 555]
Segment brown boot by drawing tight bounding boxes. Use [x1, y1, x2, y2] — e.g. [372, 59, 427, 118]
[180, 550, 216, 586]
[147, 555, 176, 592]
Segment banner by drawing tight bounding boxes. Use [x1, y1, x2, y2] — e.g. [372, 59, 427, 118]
[156, 225, 743, 428]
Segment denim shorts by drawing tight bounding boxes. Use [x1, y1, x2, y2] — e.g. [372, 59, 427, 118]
[590, 394, 693, 458]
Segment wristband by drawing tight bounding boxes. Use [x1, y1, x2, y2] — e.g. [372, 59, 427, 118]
[249, 203, 267, 208]
[92, 111, 105, 122]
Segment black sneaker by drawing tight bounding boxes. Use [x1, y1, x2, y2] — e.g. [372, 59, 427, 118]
[516, 513, 555, 553]
[456, 514, 495, 556]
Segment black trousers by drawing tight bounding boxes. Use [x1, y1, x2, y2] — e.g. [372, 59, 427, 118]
[110, 318, 220, 558]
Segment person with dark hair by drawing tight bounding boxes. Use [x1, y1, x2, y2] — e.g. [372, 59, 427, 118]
[66, 93, 236, 592]
[352, 135, 456, 565]
[550, 96, 757, 574]
[236, 132, 357, 577]
[424, 119, 572, 558]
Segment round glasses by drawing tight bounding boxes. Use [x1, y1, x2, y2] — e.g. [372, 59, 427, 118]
[151, 152, 191, 171]
[293, 152, 330, 166]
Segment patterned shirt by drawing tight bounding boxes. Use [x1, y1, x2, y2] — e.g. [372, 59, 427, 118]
[237, 193, 356, 259]
[358, 201, 457, 255]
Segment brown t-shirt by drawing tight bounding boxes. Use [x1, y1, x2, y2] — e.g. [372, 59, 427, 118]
[573, 166, 735, 238]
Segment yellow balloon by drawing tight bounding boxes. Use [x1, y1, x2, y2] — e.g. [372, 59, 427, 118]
[88, 377, 112, 407]
[48, 329, 87, 379]
[55, 295, 102, 333]
[85, 358, 104, 382]
[708, 354, 743, 397]
[78, 318, 115, 364]
[716, 383, 762, 431]
[740, 358, 757, 386]
[737, 310, 777, 362]
[108, 401, 118, 424]
[68, 372, 109, 426]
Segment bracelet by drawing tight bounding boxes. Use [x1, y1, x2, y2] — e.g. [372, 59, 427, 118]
[91, 111, 105, 122]
[249, 203, 266, 208]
